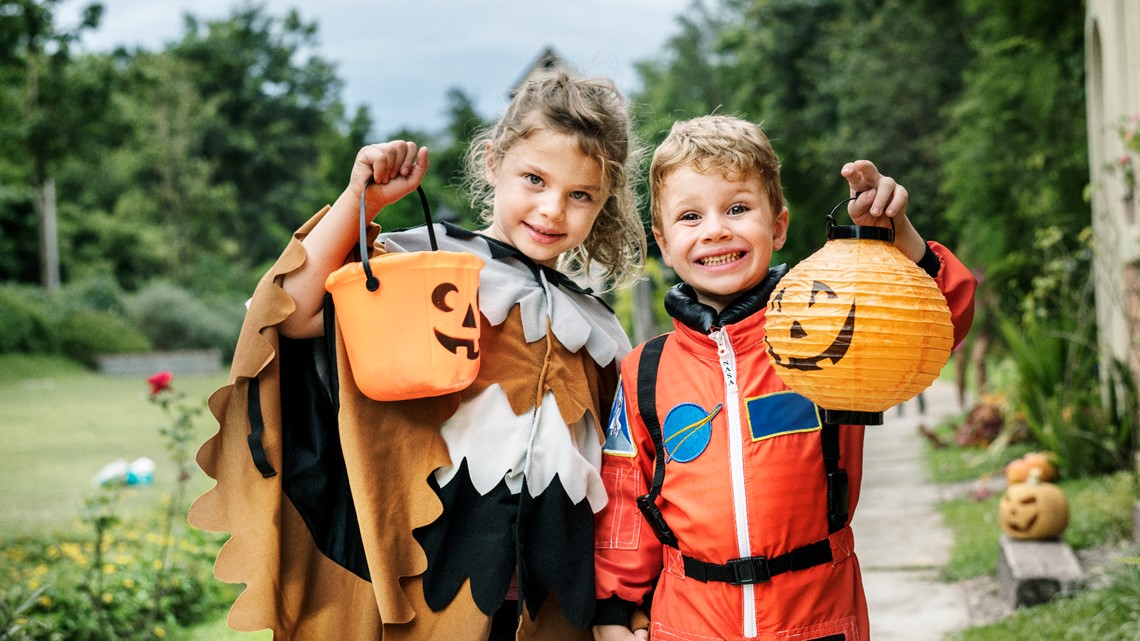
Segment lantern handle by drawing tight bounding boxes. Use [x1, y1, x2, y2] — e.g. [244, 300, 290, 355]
[358, 178, 439, 292]
[826, 191, 895, 242]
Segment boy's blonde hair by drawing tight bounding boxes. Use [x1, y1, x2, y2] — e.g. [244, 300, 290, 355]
[650, 115, 784, 229]
[465, 70, 646, 290]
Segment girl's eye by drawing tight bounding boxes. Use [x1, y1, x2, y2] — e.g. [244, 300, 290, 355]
[569, 191, 592, 202]
[526, 173, 543, 186]
[728, 204, 749, 216]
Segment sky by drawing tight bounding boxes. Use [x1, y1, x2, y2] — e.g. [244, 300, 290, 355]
[60, 0, 696, 135]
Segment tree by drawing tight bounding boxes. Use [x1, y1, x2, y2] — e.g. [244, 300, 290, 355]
[0, 0, 106, 290]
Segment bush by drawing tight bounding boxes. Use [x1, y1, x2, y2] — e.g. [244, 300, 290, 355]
[0, 285, 55, 354]
[127, 281, 242, 361]
[54, 308, 152, 367]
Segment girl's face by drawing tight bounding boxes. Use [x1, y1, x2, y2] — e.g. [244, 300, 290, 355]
[484, 129, 608, 267]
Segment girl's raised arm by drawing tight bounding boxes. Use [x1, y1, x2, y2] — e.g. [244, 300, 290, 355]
[279, 142, 429, 338]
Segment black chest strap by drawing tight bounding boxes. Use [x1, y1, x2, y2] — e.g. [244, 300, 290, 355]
[631, 333, 847, 585]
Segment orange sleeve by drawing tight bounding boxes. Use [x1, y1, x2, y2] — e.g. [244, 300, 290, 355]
[928, 241, 977, 348]
[593, 351, 663, 618]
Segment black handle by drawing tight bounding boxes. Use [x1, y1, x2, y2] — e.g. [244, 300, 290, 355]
[825, 191, 894, 242]
[359, 180, 437, 292]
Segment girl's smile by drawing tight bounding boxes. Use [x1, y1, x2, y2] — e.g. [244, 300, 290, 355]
[484, 129, 607, 267]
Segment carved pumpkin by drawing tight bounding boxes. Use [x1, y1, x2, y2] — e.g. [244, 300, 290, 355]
[999, 472, 1070, 540]
[764, 211, 954, 423]
[1005, 451, 1060, 485]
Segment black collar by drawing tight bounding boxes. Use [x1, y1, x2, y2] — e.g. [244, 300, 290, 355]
[664, 264, 789, 334]
[442, 222, 597, 297]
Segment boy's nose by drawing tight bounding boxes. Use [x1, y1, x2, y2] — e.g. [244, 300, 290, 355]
[700, 215, 731, 240]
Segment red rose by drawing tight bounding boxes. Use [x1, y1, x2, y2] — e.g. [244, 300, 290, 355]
[147, 371, 174, 395]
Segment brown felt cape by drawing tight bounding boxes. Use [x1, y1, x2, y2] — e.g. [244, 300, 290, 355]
[189, 208, 626, 641]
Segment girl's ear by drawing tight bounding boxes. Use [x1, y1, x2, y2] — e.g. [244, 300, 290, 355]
[484, 141, 496, 185]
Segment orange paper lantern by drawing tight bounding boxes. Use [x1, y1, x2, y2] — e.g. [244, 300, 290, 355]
[763, 197, 954, 424]
[325, 185, 484, 402]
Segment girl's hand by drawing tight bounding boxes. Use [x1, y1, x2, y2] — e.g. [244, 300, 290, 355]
[593, 624, 649, 641]
[841, 159, 926, 262]
[841, 159, 908, 228]
[350, 141, 430, 216]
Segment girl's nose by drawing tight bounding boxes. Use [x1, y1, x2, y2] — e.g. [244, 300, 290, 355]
[540, 192, 566, 221]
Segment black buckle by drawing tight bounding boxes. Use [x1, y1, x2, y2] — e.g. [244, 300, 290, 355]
[727, 556, 770, 585]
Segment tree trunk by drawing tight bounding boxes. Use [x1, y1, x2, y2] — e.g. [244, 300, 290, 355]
[33, 175, 60, 291]
[631, 277, 657, 345]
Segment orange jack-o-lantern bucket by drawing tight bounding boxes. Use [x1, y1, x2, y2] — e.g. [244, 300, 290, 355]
[325, 183, 484, 402]
[763, 195, 954, 425]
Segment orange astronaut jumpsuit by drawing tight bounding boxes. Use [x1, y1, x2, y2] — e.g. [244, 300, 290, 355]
[594, 242, 976, 641]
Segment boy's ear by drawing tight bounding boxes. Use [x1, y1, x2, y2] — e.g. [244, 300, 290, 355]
[772, 206, 790, 251]
[652, 226, 673, 267]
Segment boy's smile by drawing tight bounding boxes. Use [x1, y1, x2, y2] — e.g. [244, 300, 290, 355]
[654, 167, 788, 313]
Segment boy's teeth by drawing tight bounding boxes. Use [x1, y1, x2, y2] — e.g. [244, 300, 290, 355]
[701, 252, 742, 266]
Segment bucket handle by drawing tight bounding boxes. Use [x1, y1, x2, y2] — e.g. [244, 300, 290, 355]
[359, 178, 438, 292]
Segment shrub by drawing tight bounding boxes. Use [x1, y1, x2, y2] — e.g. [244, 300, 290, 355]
[127, 281, 242, 360]
[54, 308, 152, 367]
[0, 285, 55, 354]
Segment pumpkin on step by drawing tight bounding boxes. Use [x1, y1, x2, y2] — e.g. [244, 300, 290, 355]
[998, 470, 1069, 540]
[1004, 451, 1060, 484]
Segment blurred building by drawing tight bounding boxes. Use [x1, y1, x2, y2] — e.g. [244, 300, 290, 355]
[1086, 0, 1140, 466]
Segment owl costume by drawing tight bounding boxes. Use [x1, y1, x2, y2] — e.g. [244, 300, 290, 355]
[189, 207, 629, 640]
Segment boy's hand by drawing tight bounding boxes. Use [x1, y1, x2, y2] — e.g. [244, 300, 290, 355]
[593, 624, 649, 641]
[350, 141, 430, 216]
[840, 159, 907, 227]
[841, 159, 926, 262]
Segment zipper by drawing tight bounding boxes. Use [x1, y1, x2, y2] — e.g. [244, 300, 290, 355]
[711, 327, 757, 638]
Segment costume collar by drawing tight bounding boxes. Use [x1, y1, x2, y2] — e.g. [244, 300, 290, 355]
[665, 264, 789, 334]
[443, 223, 596, 298]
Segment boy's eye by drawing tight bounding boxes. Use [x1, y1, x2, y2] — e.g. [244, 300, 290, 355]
[525, 173, 543, 186]
[678, 211, 700, 222]
[728, 204, 749, 215]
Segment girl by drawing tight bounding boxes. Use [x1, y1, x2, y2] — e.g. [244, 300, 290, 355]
[189, 71, 645, 641]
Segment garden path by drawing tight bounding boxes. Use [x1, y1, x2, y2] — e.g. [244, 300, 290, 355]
[853, 378, 972, 641]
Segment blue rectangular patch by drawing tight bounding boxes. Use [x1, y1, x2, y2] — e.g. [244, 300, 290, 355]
[745, 392, 821, 441]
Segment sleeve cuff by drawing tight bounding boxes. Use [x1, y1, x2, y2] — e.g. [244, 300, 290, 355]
[592, 596, 636, 626]
[916, 243, 941, 279]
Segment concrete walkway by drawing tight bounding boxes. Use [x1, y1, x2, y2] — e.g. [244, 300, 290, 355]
[852, 379, 972, 641]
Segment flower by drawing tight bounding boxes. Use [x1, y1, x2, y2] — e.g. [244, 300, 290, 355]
[147, 371, 174, 395]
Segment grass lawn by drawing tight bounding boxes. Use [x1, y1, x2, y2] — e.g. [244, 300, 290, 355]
[0, 354, 228, 537]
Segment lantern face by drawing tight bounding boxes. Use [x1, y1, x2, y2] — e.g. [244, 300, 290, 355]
[998, 481, 1070, 540]
[431, 282, 480, 360]
[763, 238, 955, 413]
[767, 281, 855, 371]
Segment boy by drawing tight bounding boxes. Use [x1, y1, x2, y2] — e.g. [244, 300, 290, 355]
[592, 115, 976, 641]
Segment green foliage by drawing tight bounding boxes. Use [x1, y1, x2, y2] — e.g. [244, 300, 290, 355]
[126, 281, 242, 360]
[0, 372, 235, 640]
[951, 565, 1140, 641]
[996, 227, 1135, 477]
[0, 283, 151, 364]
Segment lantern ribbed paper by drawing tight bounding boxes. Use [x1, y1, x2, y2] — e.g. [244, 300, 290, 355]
[763, 237, 953, 416]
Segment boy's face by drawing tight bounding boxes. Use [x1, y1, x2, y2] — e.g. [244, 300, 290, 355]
[653, 166, 788, 313]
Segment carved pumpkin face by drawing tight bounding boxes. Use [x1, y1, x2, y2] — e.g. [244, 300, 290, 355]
[766, 280, 855, 371]
[999, 479, 1069, 540]
[432, 282, 480, 360]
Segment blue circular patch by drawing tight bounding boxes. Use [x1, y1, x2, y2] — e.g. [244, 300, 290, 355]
[661, 403, 718, 463]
